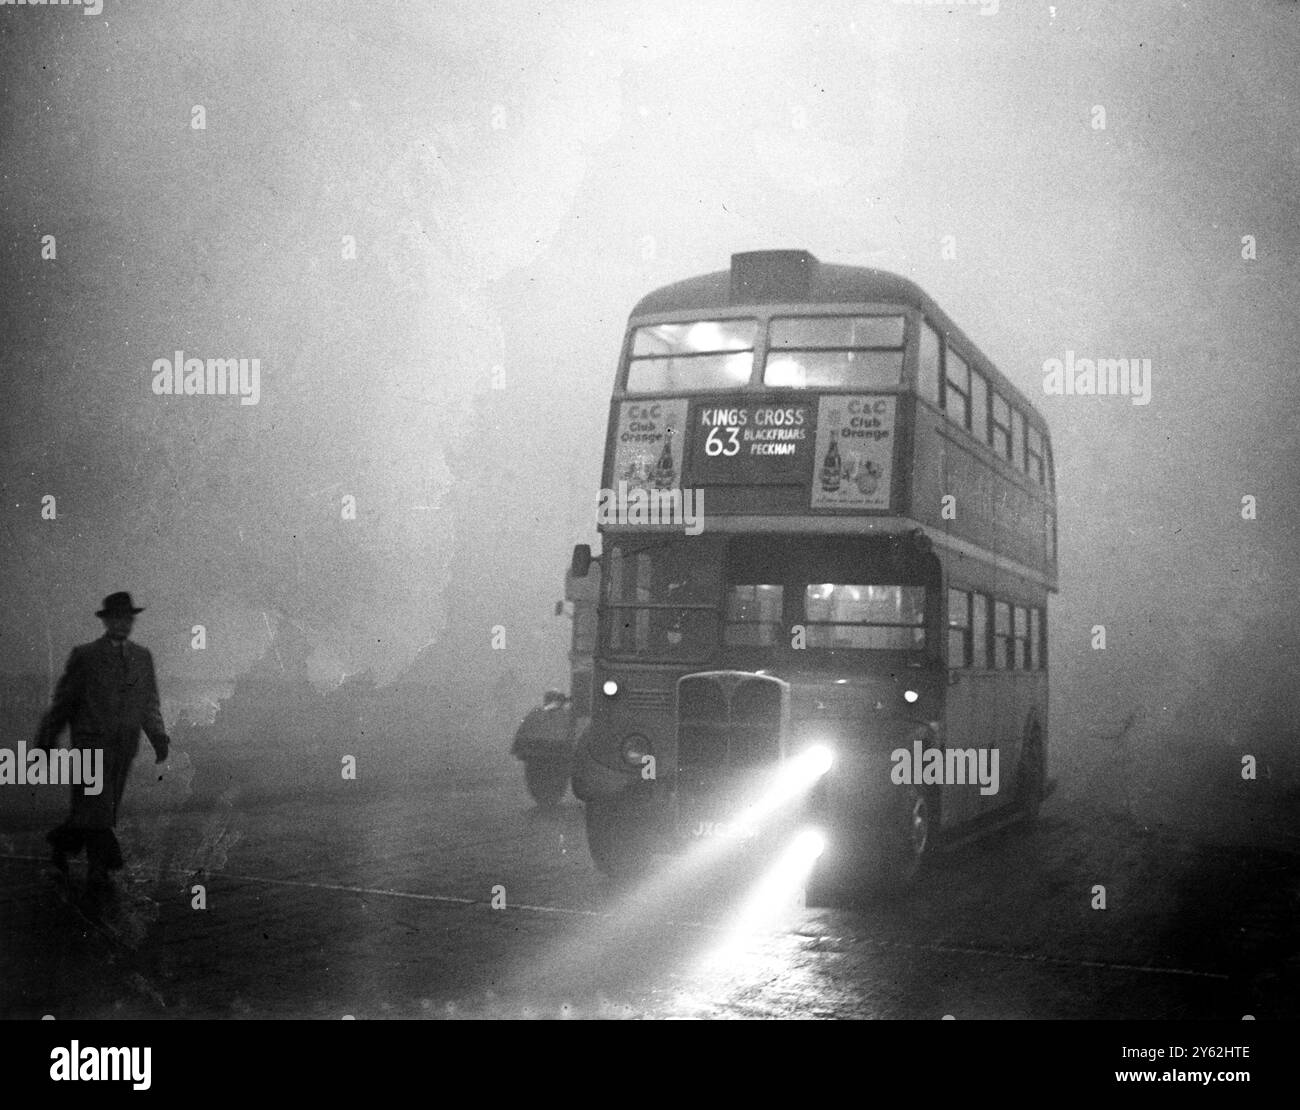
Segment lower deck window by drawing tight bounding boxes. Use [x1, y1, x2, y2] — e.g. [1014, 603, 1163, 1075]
[804, 583, 926, 651]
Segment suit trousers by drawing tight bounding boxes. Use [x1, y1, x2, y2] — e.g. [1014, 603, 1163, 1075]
[47, 823, 124, 872]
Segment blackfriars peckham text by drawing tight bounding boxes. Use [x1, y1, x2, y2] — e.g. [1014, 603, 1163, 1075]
[50, 1042, 151, 1090]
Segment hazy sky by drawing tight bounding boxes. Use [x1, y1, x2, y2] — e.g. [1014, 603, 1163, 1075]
[1, 1, 1297, 742]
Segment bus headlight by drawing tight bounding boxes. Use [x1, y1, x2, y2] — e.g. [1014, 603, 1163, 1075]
[805, 744, 834, 777]
[903, 689, 919, 703]
[775, 744, 834, 793]
[621, 734, 650, 766]
[793, 828, 828, 859]
[602, 679, 619, 697]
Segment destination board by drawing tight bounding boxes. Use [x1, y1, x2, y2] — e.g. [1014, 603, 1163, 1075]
[687, 401, 814, 486]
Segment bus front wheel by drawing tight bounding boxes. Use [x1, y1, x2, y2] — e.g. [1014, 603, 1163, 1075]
[584, 794, 653, 879]
[874, 786, 935, 892]
[523, 759, 570, 807]
[808, 787, 934, 904]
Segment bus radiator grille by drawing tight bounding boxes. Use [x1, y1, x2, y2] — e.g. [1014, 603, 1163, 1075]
[677, 674, 782, 771]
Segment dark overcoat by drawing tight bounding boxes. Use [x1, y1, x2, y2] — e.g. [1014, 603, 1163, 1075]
[35, 635, 168, 829]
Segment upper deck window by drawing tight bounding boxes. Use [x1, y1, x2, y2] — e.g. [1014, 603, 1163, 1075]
[626, 319, 757, 393]
[943, 347, 971, 429]
[763, 315, 906, 389]
[918, 320, 941, 405]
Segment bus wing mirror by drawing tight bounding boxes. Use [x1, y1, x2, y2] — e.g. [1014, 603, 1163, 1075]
[571, 544, 592, 579]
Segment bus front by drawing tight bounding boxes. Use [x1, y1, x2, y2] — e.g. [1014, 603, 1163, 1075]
[570, 250, 948, 886]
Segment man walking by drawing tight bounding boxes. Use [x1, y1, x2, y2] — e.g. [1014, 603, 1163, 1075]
[34, 592, 170, 910]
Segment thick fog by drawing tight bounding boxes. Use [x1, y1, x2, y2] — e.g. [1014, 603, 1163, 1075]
[2, 0, 1297, 835]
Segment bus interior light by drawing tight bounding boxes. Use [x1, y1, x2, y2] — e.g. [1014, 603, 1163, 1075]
[904, 689, 919, 703]
[602, 679, 619, 697]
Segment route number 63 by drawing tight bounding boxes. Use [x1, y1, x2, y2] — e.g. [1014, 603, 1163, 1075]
[705, 426, 740, 457]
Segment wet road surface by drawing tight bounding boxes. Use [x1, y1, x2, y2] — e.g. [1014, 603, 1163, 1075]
[1, 744, 1297, 1020]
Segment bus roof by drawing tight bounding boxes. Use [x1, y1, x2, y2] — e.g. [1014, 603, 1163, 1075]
[629, 250, 1046, 431]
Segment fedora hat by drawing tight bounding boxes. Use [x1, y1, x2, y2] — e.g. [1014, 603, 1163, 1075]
[96, 592, 145, 618]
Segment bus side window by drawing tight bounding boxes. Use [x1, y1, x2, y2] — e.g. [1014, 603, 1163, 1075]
[1014, 605, 1030, 669]
[1011, 409, 1025, 473]
[918, 320, 941, 406]
[971, 593, 989, 669]
[1027, 425, 1045, 485]
[1044, 438, 1055, 492]
[947, 588, 970, 668]
[993, 601, 1012, 670]
[991, 393, 1012, 461]
[1028, 607, 1041, 670]
[944, 347, 971, 430]
[970, 369, 989, 445]
[1036, 607, 1048, 669]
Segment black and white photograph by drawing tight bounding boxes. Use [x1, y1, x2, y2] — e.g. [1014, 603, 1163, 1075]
[0, 0, 1296, 1074]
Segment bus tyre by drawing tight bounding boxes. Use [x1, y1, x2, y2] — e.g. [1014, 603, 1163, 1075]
[523, 759, 569, 807]
[584, 795, 652, 879]
[871, 786, 934, 895]
[1016, 726, 1046, 824]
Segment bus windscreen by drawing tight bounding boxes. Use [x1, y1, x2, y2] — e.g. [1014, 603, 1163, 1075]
[764, 314, 905, 389]
[626, 319, 756, 393]
[603, 536, 934, 661]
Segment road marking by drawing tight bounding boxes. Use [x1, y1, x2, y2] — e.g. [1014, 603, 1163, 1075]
[853, 937, 1230, 980]
[0, 854, 1232, 980]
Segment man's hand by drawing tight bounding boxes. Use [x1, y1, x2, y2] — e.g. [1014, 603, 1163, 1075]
[154, 735, 170, 764]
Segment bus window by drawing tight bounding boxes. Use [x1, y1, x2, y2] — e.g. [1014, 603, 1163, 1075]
[1011, 409, 1025, 472]
[1045, 438, 1055, 492]
[804, 583, 926, 651]
[918, 320, 941, 406]
[1046, 510, 1057, 562]
[947, 589, 971, 668]
[626, 319, 756, 393]
[970, 369, 989, 445]
[764, 315, 906, 389]
[1027, 426, 1045, 485]
[1035, 607, 1048, 669]
[1014, 606, 1030, 669]
[723, 584, 784, 647]
[993, 601, 1013, 669]
[1028, 607, 1041, 670]
[971, 593, 989, 669]
[606, 538, 721, 659]
[943, 347, 970, 429]
[991, 393, 1012, 460]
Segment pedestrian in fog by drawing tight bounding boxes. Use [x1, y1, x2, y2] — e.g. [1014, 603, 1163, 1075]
[34, 592, 170, 912]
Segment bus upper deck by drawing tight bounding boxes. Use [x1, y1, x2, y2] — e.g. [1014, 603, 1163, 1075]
[601, 250, 1057, 591]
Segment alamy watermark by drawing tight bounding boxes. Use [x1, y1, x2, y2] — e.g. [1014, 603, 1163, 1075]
[151, 351, 261, 405]
[596, 482, 704, 535]
[0, 0, 103, 15]
[1042, 350, 1151, 406]
[49, 1042, 151, 1090]
[892, 0, 1000, 16]
[890, 740, 999, 795]
[0, 742, 102, 793]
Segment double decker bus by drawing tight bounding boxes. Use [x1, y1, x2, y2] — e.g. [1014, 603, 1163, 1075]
[570, 250, 1057, 891]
